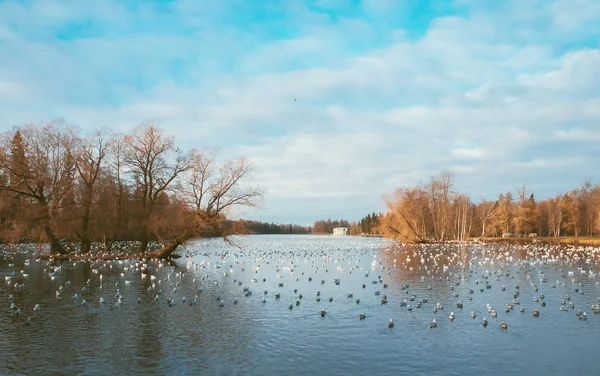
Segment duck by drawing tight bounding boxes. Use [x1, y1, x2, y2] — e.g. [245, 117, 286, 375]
[533, 309, 540, 317]
[359, 313, 366, 320]
[500, 320, 508, 329]
[470, 311, 476, 319]
[449, 312, 455, 321]
[320, 308, 326, 317]
[482, 317, 488, 327]
[430, 319, 437, 328]
[388, 319, 394, 328]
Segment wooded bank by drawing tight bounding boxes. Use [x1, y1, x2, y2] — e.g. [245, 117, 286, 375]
[378, 171, 600, 243]
[0, 121, 263, 259]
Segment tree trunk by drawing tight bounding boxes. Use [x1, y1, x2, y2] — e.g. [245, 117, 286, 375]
[103, 235, 113, 252]
[147, 240, 183, 259]
[80, 190, 92, 253]
[81, 239, 91, 254]
[45, 225, 67, 254]
[139, 237, 149, 255]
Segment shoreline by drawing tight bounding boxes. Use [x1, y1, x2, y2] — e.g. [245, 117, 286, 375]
[4, 235, 600, 263]
[475, 236, 600, 247]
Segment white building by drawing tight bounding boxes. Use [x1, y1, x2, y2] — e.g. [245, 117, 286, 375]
[333, 227, 348, 236]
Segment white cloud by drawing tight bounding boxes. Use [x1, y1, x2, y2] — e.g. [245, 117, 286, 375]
[452, 148, 486, 159]
[554, 129, 600, 141]
[0, 0, 599, 223]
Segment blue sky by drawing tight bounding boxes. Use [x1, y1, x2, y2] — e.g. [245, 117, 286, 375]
[1, 0, 599, 225]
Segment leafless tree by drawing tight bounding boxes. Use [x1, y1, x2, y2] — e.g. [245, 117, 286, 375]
[148, 150, 263, 259]
[70, 128, 110, 252]
[121, 122, 192, 254]
[0, 122, 75, 254]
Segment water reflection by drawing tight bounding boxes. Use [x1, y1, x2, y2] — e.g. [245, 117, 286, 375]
[1, 236, 599, 375]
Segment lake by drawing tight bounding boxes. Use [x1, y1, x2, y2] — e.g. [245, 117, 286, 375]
[1, 235, 599, 375]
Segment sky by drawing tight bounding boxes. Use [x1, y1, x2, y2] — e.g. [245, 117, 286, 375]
[1, 0, 599, 225]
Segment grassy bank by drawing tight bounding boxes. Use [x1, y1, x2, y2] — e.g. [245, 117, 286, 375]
[478, 236, 600, 247]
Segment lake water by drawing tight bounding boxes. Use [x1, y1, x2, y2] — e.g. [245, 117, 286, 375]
[1, 235, 599, 375]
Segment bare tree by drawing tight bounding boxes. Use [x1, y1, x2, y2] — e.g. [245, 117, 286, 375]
[426, 171, 455, 241]
[121, 122, 191, 254]
[381, 187, 427, 243]
[148, 150, 263, 259]
[107, 134, 127, 245]
[0, 122, 75, 254]
[477, 200, 500, 238]
[70, 128, 109, 252]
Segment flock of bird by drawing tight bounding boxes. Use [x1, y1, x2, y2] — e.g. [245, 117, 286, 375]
[2, 238, 600, 332]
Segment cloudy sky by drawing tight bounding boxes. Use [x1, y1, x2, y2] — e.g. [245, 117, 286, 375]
[1, 0, 599, 225]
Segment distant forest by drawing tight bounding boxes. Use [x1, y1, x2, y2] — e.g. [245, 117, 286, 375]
[312, 213, 382, 235]
[240, 214, 384, 236]
[239, 220, 311, 234]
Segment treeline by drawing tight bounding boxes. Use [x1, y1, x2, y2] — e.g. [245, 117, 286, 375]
[312, 218, 351, 234]
[239, 220, 311, 234]
[381, 171, 600, 243]
[0, 121, 262, 258]
[358, 213, 382, 234]
[311, 214, 383, 235]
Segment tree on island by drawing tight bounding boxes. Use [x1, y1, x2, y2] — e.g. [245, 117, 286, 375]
[0, 121, 263, 259]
